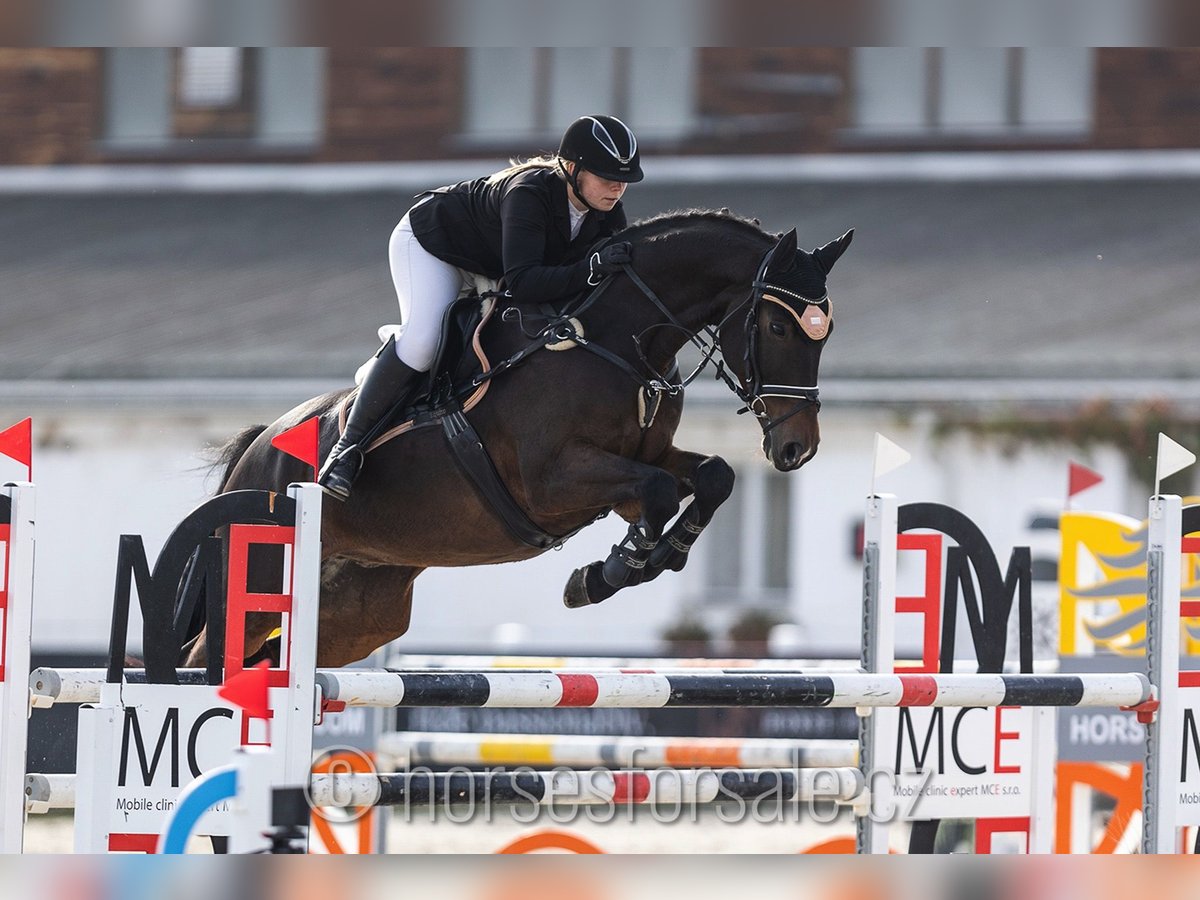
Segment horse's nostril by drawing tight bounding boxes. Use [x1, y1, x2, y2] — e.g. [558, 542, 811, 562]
[783, 443, 804, 467]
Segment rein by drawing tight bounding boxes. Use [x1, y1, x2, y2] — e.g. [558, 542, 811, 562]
[463, 244, 828, 436]
[613, 250, 829, 436]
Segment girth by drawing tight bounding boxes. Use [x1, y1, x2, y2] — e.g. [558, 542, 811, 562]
[441, 407, 559, 550]
[442, 405, 598, 551]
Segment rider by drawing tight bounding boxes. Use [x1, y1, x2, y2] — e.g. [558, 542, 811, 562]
[318, 114, 645, 501]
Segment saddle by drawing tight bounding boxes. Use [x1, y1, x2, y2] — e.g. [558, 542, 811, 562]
[363, 292, 497, 426]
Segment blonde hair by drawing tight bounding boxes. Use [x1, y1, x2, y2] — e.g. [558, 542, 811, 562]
[486, 154, 565, 185]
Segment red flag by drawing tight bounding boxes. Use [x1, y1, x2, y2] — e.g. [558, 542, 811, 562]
[218, 660, 272, 719]
[1068, 461, 1103, 498]
[270, 417, 320, 476]
[0, 418, 31, 478]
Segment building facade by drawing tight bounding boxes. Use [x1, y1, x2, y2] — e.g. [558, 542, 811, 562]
[3, 48, 1200, 165]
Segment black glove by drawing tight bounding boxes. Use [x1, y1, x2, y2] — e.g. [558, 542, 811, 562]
[588, 241, 632, 284]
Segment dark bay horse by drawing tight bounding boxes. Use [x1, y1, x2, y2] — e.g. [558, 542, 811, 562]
[195, 211, 853, 667]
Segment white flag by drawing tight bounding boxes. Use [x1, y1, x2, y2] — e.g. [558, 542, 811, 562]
[872, 433, 911, 482]
[1156, 432, 1196, 493]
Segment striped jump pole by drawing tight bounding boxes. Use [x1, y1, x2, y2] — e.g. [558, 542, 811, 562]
[386, 654, 859, 670]
[31, 666, 358, 708]
[28, 665, 858, 708]
[29, 667, 212, 707]
[24, 774, 75, 813]
[316, 670, 1151, 710]
[376, 731, 858, 769]
[307, 767, 865, 808]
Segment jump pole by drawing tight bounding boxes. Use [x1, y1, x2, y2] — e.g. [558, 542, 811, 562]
[0, 483, 35, 853]
[375, 731, 858, 770]
[313, 670, 1149, 710]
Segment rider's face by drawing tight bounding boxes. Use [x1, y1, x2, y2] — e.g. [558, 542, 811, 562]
[566, 164, 628, 212]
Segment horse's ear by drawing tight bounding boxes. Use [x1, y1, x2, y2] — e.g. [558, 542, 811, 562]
[765, 228, 798, 275]
[812, 228, 854, 275]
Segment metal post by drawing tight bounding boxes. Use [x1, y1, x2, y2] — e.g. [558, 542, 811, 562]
[856, 493, 897, 854]
[1142, 494, 1182, 854]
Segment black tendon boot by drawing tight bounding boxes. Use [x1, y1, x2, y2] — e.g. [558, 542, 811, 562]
[318, 341, 419, 501]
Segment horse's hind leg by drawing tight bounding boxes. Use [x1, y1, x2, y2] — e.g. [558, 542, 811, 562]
[179, 612, 280, 671]
[179, 535, 297, 670]
[181, 561, 422, 670]
[316, 559, 422, 667]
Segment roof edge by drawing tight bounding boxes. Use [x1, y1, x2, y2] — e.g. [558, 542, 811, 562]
[6, 150, 1200, 194]
[4, 376, 1200, 413]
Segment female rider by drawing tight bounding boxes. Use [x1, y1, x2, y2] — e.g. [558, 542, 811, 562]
[319, 114, 645, 501]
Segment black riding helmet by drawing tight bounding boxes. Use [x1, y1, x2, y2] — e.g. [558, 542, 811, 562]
[558, 115, 644, 185]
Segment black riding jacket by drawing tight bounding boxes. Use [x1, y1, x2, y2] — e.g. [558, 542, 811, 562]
[407, 165, 626, 305]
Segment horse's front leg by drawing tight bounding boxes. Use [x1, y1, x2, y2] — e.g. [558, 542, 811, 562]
[529, 445, 681, 609]
[642, 449, 736, 580]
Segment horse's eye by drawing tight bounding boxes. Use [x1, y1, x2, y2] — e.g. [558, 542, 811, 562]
[769, 323, 787, 337]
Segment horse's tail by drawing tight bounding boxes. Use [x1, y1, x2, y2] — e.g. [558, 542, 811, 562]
[209, 424, 268, 492]
[177, 424, 270, 666]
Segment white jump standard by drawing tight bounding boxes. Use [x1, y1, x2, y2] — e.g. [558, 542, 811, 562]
[0, 483, 35, 854]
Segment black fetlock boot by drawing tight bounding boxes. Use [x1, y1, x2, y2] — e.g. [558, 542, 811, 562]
[318, 340, 419, 501]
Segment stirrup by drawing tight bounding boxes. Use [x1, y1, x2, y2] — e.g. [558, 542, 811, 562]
[317, 445, 365, 501]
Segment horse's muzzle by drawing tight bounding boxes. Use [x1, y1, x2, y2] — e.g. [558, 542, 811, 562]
[764, 437, 817, 471]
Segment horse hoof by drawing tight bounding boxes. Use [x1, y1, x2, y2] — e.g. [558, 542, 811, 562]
[648, 544, 687, 573]
[563, 568, 594, 608]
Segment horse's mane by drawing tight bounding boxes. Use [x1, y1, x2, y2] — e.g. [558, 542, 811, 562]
[618, 208, 773, 243]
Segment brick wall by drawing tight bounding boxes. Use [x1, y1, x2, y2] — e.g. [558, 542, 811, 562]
[692, 48, 850, 154]
[2, 48, 1200, 164]
[321, 48, 464, 161]
[1094, 49, 1200, 149]
[0, 49, 100, 164]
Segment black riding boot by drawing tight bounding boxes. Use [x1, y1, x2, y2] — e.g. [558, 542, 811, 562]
[318, 343, 418, 501]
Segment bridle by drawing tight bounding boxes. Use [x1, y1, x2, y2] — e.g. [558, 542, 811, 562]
[594, 244, 832, 435]
[734, 252, 830, 434]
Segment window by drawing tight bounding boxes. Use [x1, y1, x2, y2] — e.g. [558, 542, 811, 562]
[462, 48, 695, 144]
[850, 48, 1094, 139]
[173, 48, 257, 141]
[702, 464, 792, 606]
[178, 48, 244, 108]
[103, 48, 325, 152]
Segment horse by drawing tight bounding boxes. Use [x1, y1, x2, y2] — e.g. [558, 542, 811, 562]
[189, 210, 853, 668]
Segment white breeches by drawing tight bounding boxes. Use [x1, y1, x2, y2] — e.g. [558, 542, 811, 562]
[388, 212, 498, 371]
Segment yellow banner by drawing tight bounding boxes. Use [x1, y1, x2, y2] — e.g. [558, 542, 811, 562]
[1060, 508, 1200, 656]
